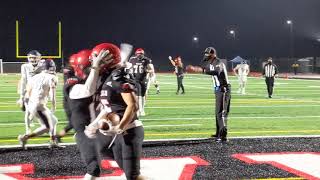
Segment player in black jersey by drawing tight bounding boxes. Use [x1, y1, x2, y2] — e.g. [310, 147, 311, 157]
[169, 56, 185, 94]
[56, 54, 78, 142]
[85, 44, 145, 180]
[128, 48, 154, 116]
[68, 46, 116, 179]
[188, 47, 231, 143]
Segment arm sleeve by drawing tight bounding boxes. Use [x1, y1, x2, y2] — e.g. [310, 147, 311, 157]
[19, 65, 27, 97]
[69, 69, 99, 99]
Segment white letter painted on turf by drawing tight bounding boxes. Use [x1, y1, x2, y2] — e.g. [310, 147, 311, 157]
[233, 152, 320, 179]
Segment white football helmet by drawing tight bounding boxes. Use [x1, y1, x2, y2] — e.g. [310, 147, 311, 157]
[27, 50, 41, 66]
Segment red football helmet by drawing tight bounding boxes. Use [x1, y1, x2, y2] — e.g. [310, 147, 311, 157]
[69, 54, 78, 68]
[135, 48, 145, 55]
[91, 43, 121, 73]
[71, 49, 92, 80]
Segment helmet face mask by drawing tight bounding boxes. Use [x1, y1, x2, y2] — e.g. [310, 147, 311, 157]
[27, 50, 41, 66]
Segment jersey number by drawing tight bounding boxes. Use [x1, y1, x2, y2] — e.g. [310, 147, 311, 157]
[133, 65, 144, 74]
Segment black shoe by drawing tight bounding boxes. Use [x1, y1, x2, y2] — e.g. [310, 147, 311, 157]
[215, 138, 228, 144]
[181, 92, 185, 94]
[210, 134, 217, 138]
[56, 136, 62, 143]
[221, 137, 229, 144]
[156, 90, 160, 94]
[269, 95, 272, 98]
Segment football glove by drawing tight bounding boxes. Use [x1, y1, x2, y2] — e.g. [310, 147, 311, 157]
[91, 49, 110, 68]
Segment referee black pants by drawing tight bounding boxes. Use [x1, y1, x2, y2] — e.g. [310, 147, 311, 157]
[176, 75, 185, 93]
[214, 85, 231, 140]
[265, 77, 275, 97]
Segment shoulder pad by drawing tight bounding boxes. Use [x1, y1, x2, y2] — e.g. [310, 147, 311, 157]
[110, 67, 127, 81]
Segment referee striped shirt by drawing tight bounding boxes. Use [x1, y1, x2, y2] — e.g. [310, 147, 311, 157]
[263, 63, 278, 78]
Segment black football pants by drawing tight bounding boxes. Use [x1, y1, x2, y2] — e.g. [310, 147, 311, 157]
[176, 75, 185, 93]
[265, 77, 275, 96]
[214, 86, 231, 140]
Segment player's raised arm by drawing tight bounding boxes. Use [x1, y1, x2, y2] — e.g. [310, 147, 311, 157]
[168, 56, 176, 66]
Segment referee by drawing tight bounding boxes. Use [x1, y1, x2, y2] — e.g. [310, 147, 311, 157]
[262, 57, 278, 98]
[186, 47, 231, 143]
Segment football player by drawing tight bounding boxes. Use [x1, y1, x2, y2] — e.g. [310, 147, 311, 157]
[18, 59, 59, 149]
[233, 60, 250, 95]
[85, 43, 146, 180]
[56, 53, 79, 142]
[68, 45, 116, 179]
[146, 68, 160, 95]
[17, 50, 42, 134]
[128, 48, 154, 116]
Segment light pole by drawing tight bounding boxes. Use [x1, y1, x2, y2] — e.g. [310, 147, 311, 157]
[229, 30, 236, 57]
[286, 20, 294, 58]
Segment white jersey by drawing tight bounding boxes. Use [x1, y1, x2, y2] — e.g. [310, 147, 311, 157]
[147, 72, 156, 84]
[28, 72, 58, 104]
[19, 63, 37, 96]
[234, 64, 249, 76]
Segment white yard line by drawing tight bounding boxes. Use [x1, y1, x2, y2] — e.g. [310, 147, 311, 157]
[1, 116, 319, 125]
[1, 135, 320, 149]
[0, 104, 319, 112]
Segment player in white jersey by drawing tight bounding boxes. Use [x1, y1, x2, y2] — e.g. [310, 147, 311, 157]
[146, 68, 160, 95]
[17, 50, 42, 134]
[233, 60, 250, 95]
[18, 59, 59, 149]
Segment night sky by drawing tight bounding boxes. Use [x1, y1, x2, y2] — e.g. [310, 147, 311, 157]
[1, 0, 320, 69]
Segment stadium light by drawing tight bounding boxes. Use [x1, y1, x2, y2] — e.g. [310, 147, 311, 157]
[229, 30, 236, 40]
[286, 20, 294, 58]
[192, 36, 199, 42]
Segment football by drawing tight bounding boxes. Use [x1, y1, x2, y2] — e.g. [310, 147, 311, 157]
[107, 112, 120, 126]
[98, 119, 111, 130]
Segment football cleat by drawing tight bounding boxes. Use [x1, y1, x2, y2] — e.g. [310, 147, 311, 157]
[49, 138, 65, 149]
[18, 135, 27, 150]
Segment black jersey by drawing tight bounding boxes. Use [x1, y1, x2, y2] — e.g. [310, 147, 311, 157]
[175, 65, 184, 76]
[128, 55, 152, 82]
[100, 67, 138, 121]
[202, 58, 230, 88]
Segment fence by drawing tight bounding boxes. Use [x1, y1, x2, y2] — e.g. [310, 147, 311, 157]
[0, 57, 319, 74]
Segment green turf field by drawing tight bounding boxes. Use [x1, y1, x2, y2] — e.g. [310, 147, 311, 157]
[0, 73, 319, 145]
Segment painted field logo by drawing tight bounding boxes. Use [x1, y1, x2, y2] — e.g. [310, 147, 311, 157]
[232, 152, 320, 180]
[0, 156, 209, 180]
